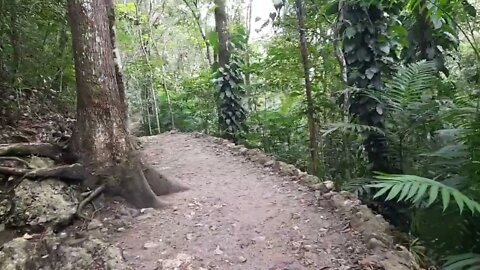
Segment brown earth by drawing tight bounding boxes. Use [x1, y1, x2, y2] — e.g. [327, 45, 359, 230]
[105, 133, 377, 270]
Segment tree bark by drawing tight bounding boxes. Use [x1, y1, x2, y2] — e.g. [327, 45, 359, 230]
[214, 0, 230, 135]
[106, 0, 128, 121]
[295, 0, 319, 174]
[214, 0, 230, 67]
[67, 0, 164, 208]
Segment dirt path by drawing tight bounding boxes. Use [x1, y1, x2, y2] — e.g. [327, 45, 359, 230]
[111, 133, 371, 270]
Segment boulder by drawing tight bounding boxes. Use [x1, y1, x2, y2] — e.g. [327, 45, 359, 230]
[6, 179, 78, 229]
[0, 235, 129, 270]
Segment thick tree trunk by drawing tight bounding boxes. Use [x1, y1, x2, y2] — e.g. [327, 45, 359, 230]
[295, 0, 319, 174]
[67, 0, 164, 208]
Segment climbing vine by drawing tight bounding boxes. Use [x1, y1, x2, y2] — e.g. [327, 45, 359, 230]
[337, 0, 403, 172]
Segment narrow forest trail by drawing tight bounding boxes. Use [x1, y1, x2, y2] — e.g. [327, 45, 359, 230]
[108, 133, 386, 269]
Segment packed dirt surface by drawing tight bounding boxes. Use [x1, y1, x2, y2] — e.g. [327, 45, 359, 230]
[108, 133, 373, 270]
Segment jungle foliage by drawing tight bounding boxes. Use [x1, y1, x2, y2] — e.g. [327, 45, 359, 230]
[2, 0, 480, 268]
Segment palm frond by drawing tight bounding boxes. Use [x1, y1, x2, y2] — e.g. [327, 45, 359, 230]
[443, 253, 480, 270]
[367, 174, 480, 215]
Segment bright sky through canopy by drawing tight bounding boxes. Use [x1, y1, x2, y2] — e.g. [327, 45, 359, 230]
[249, 0, 275, 40]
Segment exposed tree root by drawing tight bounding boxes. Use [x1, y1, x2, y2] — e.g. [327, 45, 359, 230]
[76, 184, 106, 220]
[0, 157, 32, 168]
[142, 164, 189, 196]
[100, 155, 171, 209]
[0, 164, 85, 182]
[0, 143, 64, 161]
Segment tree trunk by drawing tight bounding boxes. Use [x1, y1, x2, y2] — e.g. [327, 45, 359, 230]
[214, 0, 230, 67]
[162, 36, 176, 130]
[8, 0, 20, 84]
[244, 0, 253, 87]
[52, 22, 68, 92]
[106, 0, 128, 122]
[214, 0, 230, 134]
[295, 0, 319, 174]
[182, 0, 212, 66]
[67, 0, 165, 208]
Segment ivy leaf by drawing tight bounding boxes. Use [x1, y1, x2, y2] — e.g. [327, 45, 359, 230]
[365, 66, 379, 80]
[345, 27, 357, 39]
[431, 16, 444, 30]
[325, 0, 339, 15]
[463, 1, 477, 17]
[379, 43, 391, 54]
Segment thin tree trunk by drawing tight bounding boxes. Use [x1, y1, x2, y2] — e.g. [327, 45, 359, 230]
[8, 0, 20, 84]
[52, 21, 68, 91]
[244, 0, 253, 86]
[182, 0, 212, 65]
[150, 74, 161, 133]
[144, 86, 153, 135]
[295, 0, 319, 175]
[68, 0, 165, 208]
[334, 3, 351, 181]
[214, 0, 230, 67]
[162, 35, 176, 130]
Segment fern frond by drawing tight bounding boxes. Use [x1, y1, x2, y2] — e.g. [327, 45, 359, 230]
[321, 123, 385, 137]
[443, 253, 480, 270]
[367, 174, 480, 215]
[383, 61, 438, 112]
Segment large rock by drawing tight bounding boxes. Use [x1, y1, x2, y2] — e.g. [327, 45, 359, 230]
[6, 179, 78, 229]
[0, 235, 128, 270]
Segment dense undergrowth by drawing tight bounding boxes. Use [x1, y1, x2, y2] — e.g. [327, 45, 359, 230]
[2, 0, 480, 268]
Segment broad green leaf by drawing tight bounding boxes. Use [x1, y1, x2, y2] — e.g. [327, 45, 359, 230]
[373, 185, 393, 199]
[452, 191, 465, 214]
[345, 27, 356, 39]
[406, 182, 420, 201]
[413, 184, 428, 203]
[386, 184, 403, 201]
[441, 188, 451, 211]
[427, 184, 439, 206]
[397, 182, 412, 202]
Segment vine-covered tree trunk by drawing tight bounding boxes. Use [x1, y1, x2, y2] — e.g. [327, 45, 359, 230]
[405, 0, 453, 76]
[214, 0, 247, 141]
[68, 0, 164, 208]
[339, 2, 398, 173]
[295, 0, 318, 174]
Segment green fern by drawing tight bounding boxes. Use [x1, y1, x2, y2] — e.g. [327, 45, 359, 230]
[443, 253, 480, 270]
[322, 123, 385, 137]
[367, 174, 480, 215]
[383, 61, 438, 112]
